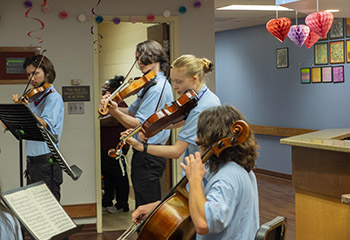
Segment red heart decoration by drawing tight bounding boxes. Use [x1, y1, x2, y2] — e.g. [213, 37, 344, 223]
[266, 17, 292, 42]
[305, 11, 334, 38]
[304, 29, 320, 49]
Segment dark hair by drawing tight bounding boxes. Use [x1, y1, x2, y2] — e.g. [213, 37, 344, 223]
[101, 75, 124, 95]
[196, 105, 259, 172]
[23, 55, 56, 83]
[136, 40, 170, 77]
[0, 185, 21, 239]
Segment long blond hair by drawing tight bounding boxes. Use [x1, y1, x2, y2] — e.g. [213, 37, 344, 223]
[171, 55, 213, 82]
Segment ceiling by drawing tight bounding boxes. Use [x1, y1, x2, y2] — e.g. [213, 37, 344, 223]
[215, 0, 350, 32]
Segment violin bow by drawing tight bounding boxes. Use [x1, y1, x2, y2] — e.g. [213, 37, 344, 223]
[21, 49, 47, 98]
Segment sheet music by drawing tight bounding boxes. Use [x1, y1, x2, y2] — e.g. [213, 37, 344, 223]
[2, 183, 76, 240]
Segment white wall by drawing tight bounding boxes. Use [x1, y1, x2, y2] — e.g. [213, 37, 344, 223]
[0, 0, 215, 207]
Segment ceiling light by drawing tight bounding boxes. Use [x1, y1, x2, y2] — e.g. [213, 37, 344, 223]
[325, 9, 340, 13]
[217, 5, 294, 11]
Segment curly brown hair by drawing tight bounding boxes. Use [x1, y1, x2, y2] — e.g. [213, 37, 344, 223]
[196, 105, 259, 172]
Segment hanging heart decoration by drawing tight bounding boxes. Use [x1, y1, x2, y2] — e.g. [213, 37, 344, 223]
[266, 17, 292, 42]
[304, 29, 320, 49]
[305, 11, 334, 38]
[288, 24, 310, 47]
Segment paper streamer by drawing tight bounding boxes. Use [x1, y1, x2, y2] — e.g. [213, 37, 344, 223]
[90, 0, 103, 51]
[24, 0, 47, 44]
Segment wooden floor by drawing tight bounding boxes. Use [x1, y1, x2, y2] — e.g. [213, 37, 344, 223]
[69, 172, 295, 240]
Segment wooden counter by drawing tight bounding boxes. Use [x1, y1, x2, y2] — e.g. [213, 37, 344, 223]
[280, 129, 350, 240]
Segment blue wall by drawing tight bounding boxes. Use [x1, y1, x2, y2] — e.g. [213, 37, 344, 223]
[215, 22, 350, 174]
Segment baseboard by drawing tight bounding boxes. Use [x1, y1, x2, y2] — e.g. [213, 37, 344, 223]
[63, 203, 96, 219]
[254, 168, 292, 180]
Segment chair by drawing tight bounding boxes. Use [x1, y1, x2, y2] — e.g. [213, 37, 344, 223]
[255, 216, 287, 240]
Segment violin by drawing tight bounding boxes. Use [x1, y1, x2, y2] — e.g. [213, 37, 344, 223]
[21, 82, 52, 101]
[98, 70, 156, 116]
[108, 89, 199, 158]
[117, 120, 250, 240]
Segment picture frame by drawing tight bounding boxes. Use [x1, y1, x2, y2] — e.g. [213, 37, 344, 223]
[333, 66, 344, 83]
[314, 43, 328, 65]
[346, 18, 350, 37]
[311, 67, 322, 83]
[322, 67, 332, 83]
[347, 40, 350, 63]
[330, 41, 345, 64]
[276, 48, 288, 69]
[301, 68, 311, 84]
[329, 18, 344, 39]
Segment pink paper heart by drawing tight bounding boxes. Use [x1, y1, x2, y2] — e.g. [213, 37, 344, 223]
[288, 24, 310, 47]
[266, 17, 292, 42]
[304, 29, 321, 49]
[305, 11, 334, 38]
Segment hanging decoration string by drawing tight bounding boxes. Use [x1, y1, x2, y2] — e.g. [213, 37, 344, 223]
[295, 10, 298, 25]
[90, 0, 104, 51]
[24, 0, 47, 44]
[316, 0, 319, 12]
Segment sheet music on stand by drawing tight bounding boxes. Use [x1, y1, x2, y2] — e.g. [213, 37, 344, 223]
[0, 104, 82, 181]
[1, 181, 83, 240]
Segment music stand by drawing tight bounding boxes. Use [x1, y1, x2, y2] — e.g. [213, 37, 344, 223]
[0, 104, 82, 187]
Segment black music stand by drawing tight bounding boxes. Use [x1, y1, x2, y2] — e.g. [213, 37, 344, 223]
[0, 104, 82, 187]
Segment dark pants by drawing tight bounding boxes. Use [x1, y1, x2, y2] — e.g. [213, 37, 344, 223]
[101, 149, 129, 210]
[26, 153, 63, 201]
[131, 149, 166, 208]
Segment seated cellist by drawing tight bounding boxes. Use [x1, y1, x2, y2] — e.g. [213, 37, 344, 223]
[130, 105, 260, 240]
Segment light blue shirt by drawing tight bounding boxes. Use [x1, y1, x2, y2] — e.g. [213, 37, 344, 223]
[178, 84, 221, 171]
[26, 85, 64, 156]
[197, 162, 260, 240]
[129, 72, 173, 145]
[0, 212, 23, 240]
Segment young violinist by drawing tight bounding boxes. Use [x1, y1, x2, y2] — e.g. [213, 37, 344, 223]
[100, 76, 130, 213]
[122, 54, 221, 171]
[132, 105, 260, 240]
[102, 40, 173, 208]
[12, 55, 64, 201]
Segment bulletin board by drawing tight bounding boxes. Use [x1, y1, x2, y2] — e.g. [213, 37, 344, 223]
[0, 47, 41, 84]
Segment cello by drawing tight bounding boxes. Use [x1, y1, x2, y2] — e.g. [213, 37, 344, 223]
[117, 120, 250, 240]
[108, 89, 199, 158]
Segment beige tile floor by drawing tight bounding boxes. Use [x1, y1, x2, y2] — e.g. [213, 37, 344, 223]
[102, 196, 135, 231]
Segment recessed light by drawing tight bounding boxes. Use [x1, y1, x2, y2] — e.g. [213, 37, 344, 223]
[325, 9, 340, 13]
[217, 5, 294, 11]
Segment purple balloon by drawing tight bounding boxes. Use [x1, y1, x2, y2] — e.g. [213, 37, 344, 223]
[288, 24, 310, 47]
[113, 17, 121, 25]
[24, 0, 32, 8]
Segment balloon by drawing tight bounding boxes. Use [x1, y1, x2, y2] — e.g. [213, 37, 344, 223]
[59, 11, 68, 19]
[179, 6, 187, 14]
[163, 10, 171, 18]
[288, 24, 310, 47]
[113, 17, 121, 25]
[305, 11, 334, 38]
[95, 15, 103, 24]
[24, 1, 32, 8]
[194, 1, 201, 8]
[304, 29, 321, 49]
[266, 17, 292, 42]
[147, 14, 155, 21]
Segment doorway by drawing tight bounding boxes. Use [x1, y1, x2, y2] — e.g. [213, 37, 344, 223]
[94, 16, 179, 233]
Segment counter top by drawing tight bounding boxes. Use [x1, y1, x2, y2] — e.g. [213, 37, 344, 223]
[280, 128, 350, 153]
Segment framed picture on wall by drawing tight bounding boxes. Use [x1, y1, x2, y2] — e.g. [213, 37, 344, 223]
[333, 66, 344, 83]
[347, 18, 350, 37]
[322, 67, 332, 83]
[301, 68, 311, 84]
[329, 18, 344, 39]
[312, 67, 322, 83]
[347, 40, 350, 63]
[276, 48, 288, 69]
[330, 41, 345, 64]
[314, 43, 328, 65]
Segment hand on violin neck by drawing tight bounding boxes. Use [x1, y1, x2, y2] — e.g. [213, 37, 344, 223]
[120, 129, 142, 151]
[12, 94, 28, 105]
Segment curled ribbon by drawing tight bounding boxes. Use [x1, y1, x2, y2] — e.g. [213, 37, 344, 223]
[24, 0, 47, 44]
[91, 0, 103, 51]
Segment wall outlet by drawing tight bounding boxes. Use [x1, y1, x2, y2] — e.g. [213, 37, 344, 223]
[68, 102, 84, 114]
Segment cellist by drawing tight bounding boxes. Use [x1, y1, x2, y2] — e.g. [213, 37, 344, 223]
[132, 105, 260, 240]
[101, 40, 173, 209]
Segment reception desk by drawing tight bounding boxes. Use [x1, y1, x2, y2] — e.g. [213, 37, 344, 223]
[280, 129, 350, 240]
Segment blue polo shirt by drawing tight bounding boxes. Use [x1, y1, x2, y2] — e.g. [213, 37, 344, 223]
[178, 84, 221, 162]
[26, 85, 64, 156]
[197, 162, 259, 240]
[128, 72, 173, 145]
